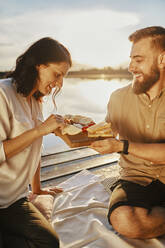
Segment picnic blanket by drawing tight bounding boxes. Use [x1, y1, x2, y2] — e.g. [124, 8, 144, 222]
[47, 170, 165, 248]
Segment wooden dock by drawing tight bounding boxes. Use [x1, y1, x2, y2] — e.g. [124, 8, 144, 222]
[41, 147, 120, 188]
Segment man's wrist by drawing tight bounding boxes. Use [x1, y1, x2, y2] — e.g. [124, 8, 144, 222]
[118, 140, 129, 154]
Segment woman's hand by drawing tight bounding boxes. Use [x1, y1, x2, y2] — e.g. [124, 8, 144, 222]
[37, 114, 66, 136]
[34, 187, 63, 197]
[90, 138, 123, 154]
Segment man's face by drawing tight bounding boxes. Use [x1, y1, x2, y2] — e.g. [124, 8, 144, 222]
[128, 38, 160, 94]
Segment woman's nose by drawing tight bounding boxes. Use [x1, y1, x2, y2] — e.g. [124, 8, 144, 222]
[56, 78, 63, 89]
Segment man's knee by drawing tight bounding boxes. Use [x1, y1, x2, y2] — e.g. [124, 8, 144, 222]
[109, 206, 145, 239]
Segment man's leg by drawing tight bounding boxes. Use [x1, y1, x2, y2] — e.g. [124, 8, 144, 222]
[0, 198, 59, 248]
[110, 205, 165, 239]
[108, 179, 165, 239]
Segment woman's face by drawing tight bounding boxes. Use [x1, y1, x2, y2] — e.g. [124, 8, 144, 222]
[36, 61, 70, 96]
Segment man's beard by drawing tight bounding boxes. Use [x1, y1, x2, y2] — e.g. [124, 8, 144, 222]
[132, 64, 160, 95]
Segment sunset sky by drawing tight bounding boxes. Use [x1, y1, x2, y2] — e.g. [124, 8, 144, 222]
[1, 0, 165, 71]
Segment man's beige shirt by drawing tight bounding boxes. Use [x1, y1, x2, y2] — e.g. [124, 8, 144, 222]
[106, 84, 165, 185]
[0, 78, 43, 208]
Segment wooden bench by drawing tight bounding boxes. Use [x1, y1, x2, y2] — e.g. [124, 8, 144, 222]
[41, 147, 119, 188]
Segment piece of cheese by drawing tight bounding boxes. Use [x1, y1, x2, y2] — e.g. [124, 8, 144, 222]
[61, 124, 82, 135]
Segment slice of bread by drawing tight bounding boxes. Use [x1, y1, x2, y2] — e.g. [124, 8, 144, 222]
[87, 121, 113, 137]
[61, 125, 82, 135]
[87, 121, 111, 133]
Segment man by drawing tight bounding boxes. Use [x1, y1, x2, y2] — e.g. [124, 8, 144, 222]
[90, 26, 165, 239]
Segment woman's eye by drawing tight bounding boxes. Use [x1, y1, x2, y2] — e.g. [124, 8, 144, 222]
[54, 73, 61, 78]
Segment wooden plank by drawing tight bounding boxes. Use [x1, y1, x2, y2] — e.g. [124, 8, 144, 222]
[41, 153, 119, 182]
[41, 147, 98, 167]
[41, 161, 119, 188]
[41, 146, 85, 158]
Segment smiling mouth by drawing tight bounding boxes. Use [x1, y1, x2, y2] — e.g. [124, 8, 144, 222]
[47, 83, 55, 93]
[133, 73, 143, 79]
[46, 83, 62, 95]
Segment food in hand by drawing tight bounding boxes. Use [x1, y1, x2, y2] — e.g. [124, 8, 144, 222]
[61, 124, 82, 135]
[61, 114, 95, 135]
[64, 114, 94, 126]
[60, 114, 113, 138]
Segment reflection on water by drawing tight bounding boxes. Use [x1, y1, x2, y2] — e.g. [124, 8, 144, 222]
[42, 78, 130, 154]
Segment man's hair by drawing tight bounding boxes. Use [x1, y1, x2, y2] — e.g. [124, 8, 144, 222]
[8, 37, 72, 100]
[129, 26, 165, 51]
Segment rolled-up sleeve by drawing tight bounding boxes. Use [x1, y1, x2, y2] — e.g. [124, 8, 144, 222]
[105, 92, 118, 136]
[105, 98, 111, 123]
[0, 141, 6, 163]
[0, 90, 11, 163]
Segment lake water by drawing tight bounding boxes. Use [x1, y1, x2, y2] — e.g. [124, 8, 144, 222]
[42, 77, 131, 155]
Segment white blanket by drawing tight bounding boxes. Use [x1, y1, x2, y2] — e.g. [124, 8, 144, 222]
[52, 170, 165, 248]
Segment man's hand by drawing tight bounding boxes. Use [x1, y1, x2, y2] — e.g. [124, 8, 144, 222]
[90, 138, 123, 154]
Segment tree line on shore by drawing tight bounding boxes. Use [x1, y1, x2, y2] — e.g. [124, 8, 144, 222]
[0, 66, 132, 79]
[69, 66, 131, 76]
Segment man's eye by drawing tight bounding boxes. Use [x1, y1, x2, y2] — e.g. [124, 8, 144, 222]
[135, 59, 142, 63]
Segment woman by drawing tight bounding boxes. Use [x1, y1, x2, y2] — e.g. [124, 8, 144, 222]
[0, 37, 72, 247]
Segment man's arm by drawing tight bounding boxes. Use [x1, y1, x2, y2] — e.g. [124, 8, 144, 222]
[90, 138, 165, 164]
[128, 142, 165, 164]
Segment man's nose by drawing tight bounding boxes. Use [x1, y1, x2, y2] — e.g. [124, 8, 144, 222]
[128, 61, 135, 73]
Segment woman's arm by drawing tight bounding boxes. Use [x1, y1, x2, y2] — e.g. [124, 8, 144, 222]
[31, 161, 63, 195]
[31, 162, 41, 194]
[3, 114, 65, 160]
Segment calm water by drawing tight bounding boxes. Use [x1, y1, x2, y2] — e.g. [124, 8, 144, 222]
[42, 77, 130, 155]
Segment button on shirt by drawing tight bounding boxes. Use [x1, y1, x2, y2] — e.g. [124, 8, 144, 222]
[0, 78, 43, 208]
[106, 84, 165, 186]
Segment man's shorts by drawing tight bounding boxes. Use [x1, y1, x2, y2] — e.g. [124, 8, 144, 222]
[107, 179, 165, 224]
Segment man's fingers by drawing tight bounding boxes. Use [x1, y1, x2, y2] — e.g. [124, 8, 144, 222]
[90, 141, 102, 148]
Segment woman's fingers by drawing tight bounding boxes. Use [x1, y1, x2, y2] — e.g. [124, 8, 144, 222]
[50, 187, 63, 193]
[38, 187, 63, 196]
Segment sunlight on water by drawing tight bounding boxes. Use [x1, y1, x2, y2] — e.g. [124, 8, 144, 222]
[42, 78, 130, 154]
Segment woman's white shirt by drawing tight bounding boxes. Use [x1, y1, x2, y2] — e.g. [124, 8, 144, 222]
[0, 78, 43, 208]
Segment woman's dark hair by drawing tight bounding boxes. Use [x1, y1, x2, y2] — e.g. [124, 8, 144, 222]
[7, 37, 72, 100]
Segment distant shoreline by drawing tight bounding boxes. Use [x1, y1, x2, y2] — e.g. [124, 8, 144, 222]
[0, 71, 132, 80]
[66, 73, 132, 80]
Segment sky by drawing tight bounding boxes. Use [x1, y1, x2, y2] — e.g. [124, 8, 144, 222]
[0, 0, 165, 71]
